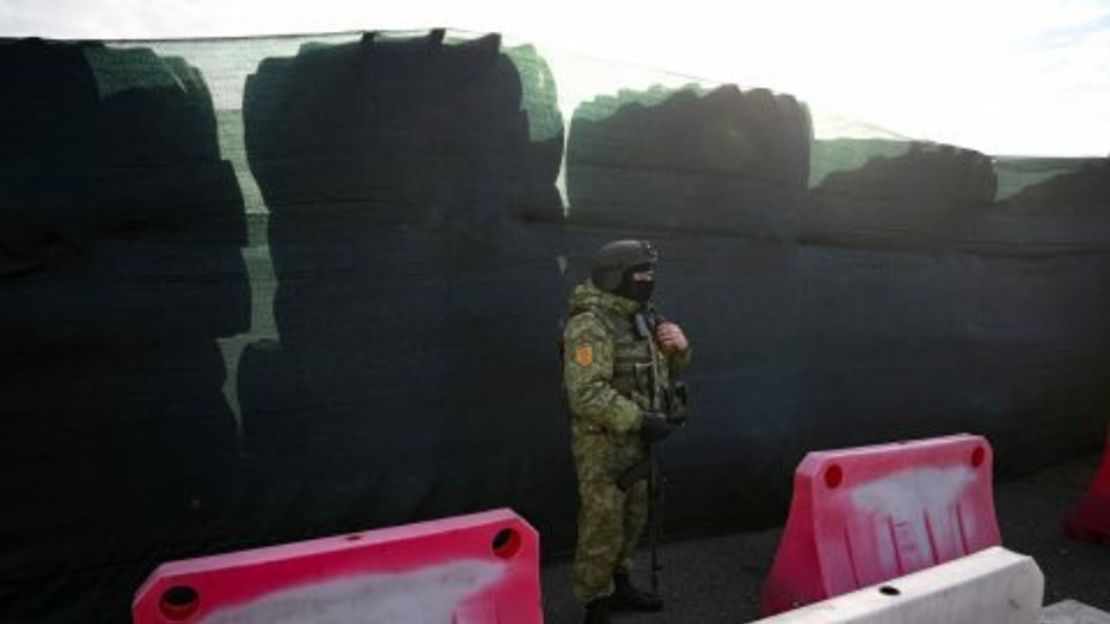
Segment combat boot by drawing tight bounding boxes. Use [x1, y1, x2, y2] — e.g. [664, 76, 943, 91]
[583, 597, 611, 623]
[611, 570, 664, 612]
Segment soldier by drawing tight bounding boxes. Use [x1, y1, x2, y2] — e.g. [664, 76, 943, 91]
[563, 240, 692, 624]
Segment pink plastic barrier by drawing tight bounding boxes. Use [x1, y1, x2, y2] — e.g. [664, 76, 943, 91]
[760, 434, 1002, 616]
[133, 508, 542, 624]
[1065, 428, 1110, 544]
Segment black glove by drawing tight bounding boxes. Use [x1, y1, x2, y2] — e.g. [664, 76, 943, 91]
[639, 410, 677, 443]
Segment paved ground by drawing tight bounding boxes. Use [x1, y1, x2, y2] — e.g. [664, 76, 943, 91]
[540, 453, 1110, 624]
[1042, 600, 1110, 624]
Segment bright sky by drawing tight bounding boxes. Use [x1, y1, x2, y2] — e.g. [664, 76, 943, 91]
[3, 0, 1109, 157]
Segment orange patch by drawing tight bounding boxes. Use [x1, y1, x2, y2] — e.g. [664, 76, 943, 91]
[574, 344, 594, 366]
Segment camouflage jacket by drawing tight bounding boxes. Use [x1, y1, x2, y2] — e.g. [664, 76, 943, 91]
[562, 281, 692, 454]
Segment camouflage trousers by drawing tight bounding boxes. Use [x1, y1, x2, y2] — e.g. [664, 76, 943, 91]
[573, 477, 649, 602]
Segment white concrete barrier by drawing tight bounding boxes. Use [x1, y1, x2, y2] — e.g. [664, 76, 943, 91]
[751, 546, 1043, 624]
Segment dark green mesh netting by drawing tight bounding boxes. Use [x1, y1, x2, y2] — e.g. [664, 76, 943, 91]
[2, 30, 1108, 622]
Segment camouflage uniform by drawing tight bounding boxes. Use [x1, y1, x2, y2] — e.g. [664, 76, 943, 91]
[563, 280, 691, 603]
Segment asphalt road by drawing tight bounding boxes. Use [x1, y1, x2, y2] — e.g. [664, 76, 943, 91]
[541, 453, 1110, 623]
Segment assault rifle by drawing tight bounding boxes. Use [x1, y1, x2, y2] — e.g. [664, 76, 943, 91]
[615, 309, 689, 593]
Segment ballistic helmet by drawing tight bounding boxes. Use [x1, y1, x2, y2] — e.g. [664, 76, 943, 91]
[590, 240, 658, 300]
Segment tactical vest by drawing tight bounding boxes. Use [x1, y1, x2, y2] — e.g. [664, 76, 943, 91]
[590, 308, 667, 408]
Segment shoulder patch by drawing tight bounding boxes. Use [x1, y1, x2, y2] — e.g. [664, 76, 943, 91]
[574, 343, 594, 367]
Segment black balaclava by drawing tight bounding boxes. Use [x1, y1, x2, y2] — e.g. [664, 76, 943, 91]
[613, 262, 654, 303]
[590, 240, 659, 303]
